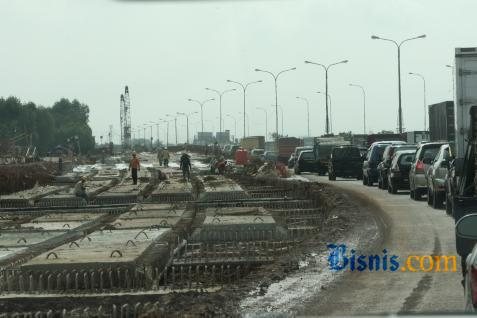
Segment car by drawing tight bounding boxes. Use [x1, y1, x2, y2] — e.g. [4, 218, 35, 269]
[409, 141, 447, 200]
[261, 151, 277, 162]
[387, 150, 415, 194]
[328, 145, 362, 180]
[250, 148, 265, 159]
[362, 141, 403, 186]
[294, 150, 318, 175]
[426, 143, 454, 209]
[289, 146, 312, 168]
[455, 213, 477, 312]
[377, 144, 416, 189]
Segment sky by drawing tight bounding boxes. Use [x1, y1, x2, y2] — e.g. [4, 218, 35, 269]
[0, 0, 473, 144]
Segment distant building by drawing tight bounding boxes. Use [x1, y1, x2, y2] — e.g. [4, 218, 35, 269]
[195, 132, 214, 145]
[215, 130, 231, 144]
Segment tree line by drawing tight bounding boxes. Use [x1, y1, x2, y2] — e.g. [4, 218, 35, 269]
[0, 96, 95, 155]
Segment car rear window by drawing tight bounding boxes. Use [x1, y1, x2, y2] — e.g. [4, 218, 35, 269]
[301, 152, 315, 160]
[371, 146, 386, 161]
[399, 153, 414, 166]
[420, 146, 442, 161]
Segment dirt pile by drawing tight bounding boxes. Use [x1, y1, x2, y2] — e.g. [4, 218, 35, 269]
[0, 162, 56, 195]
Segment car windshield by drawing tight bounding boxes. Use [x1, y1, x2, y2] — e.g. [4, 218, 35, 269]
[301, 151, 315, 160]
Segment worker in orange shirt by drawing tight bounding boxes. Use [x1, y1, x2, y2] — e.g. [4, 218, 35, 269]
[129, 152, 140, 185]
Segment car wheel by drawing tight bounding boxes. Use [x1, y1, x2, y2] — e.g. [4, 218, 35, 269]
[433, 191, 443, 209]
[295, 168, 301, 175]
[363, 175, 367, 185]
[387, 182, 392, 193]
[390, 181, 397, 194]
[414, 188, 422, 200]
[329, 173, 336, 181]
[427, 186, 433, 206]
[357, 173, 363, 180]
[378, 177, 382, 189]
[367, 177, 373, 186]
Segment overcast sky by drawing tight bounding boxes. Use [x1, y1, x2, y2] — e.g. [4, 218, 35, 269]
[1, 0, 473, 143]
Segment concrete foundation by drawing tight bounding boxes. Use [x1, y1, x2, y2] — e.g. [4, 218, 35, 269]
[197, 176, 249, 202]
[149, 180, 193, 203]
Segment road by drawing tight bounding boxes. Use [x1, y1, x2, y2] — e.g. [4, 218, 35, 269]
[299, 175, 463, 315]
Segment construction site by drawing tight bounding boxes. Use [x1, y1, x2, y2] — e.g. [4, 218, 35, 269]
[0, 149, 358, 317]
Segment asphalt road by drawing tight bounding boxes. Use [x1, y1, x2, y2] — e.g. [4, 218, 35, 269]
[300, 175, 463, 315]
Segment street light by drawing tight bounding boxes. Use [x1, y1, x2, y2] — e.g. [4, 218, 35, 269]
[305, 60, 348, 134]
[188, 98, 215, 134]
[166, 114, 179, 145]
[159, 119, 170, 147]
[177, 111, 198, 144]
[227, 80, 262, 139]
[255, 67, 296, 148]
[316, 91, 332, 133]
[238, 112, 250, 136]
[226, 114, 237, 141]
[296, 97, 310, 137]
[205, 88, 236, 132]
[371, 34, 426, 133]
[408, 72, 427, 131]
[446, 64, 455, 103]
[349, 84, 367, 135]
[256, 107, 268, 140]
[269, 105, 284, 136]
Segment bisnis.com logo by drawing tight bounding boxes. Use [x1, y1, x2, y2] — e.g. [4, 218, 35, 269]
[327, 244, 457, 272]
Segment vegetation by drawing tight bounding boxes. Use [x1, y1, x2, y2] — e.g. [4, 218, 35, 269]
[0, 96, 95, 155]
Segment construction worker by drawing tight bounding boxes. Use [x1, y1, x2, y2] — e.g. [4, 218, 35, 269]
[74, 176, 88, 201]
[216, 156, 227, 175]
[180, 152, 192, 181]
[163, 148, 170, 167]
[157, 148, 164, 166]
[129, 152, 140, 185]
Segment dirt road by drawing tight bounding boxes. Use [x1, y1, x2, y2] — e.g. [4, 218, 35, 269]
[299, 176, 463, 315]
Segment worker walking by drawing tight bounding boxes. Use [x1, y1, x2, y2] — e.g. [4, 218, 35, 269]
[129, 152, 140, 185]
[163, 148, 170, 167]
[74, 176, 88, 201]
[180, 152, 192, 181]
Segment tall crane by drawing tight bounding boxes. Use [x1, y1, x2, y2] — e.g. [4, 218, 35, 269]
[120, 86, 132, 149]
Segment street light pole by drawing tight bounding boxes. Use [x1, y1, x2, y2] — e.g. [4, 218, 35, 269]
[227, 80, 262, 139]
[371, 34, 426, 133]
[305, 60, 348, 134]
[255, 67, 296, 147]
[296, 97, 310, 137]
[316, 91, 332, 133]
[446, 64, 456, 104]
[188, 98, 215, 134]
[256, 107, 268, 140]
[238, 112, 250, 136]
[226, 114, 237, 141]
[205, 88, 236, 132]
[349, 84, 367, 135]
[409, 72, 427, 131]
[177, 111, 197, 144]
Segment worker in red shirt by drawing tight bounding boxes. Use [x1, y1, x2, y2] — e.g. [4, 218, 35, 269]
[129, 152, 140, 185]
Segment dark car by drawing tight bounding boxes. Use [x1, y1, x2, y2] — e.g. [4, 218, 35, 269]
[289, 146, 312, 168]
[362, 142, 399, 186]
[426, 143, 454, 209]
[387, 150, 415, 194]
[409, 141, 446, 200]
[328, 146, 363, 180]
[294, 150, 318, 174]
[377, 144, 416, 189]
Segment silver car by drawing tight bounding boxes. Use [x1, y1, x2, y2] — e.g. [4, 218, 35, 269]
[456, 213, 477, 312]
[409, 141, 446, 200]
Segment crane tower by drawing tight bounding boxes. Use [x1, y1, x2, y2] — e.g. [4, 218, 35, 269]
[120, 86, 132, 149]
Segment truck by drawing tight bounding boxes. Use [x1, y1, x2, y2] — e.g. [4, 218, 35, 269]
[239, 136, 265, 151]
[277, 137, 303, 163]
[366, 133, 405, 147]
[406, 131, 430, 144]
[428, 101, 455, 142]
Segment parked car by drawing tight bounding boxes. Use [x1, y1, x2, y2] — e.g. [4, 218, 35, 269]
[261, 151, 277, 162]
[455, 213, 477, 312]
[250, 148, 264, 159]
[328, 145, 362, 180]
[377, 144, 416, 189]
[387, 150, 415, 194]
[362, 141, 404, 186]
[294, 150, 319, 175]
[409, 141, 447, 200]
[426, 143, 454, 209]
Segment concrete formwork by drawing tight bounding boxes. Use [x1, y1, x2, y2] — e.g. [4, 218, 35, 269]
[149, 180, 193, 203]
[0, 231, 68, 248]
[196, 176, 249, 202]
[0, 185, 70, 208]
[93, 184, 144, 205]
[20, 212, 107, 231]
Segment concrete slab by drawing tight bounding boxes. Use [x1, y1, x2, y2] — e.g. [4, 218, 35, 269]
[94, 183, 143, 204]
[20, 212, 106, 231]
[149, 179, 193, 202]
[111, 217, 180, 229]
[0, 248, 27, 262]
[0, 231, 68, 247]
[0, 185, 69, 208]
[197, 175, 249, 202]
[121, 203, 186, 219]
[20, 221, 88, 231]
[204, 206, 268, 217]
[22, 228, 170, 269]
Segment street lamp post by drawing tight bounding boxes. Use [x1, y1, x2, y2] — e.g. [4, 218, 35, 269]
[371, 34, 426, 133]
[188, 98, 215, 134]
[166, 115, 179, 145]
[446, 64, 456, 103]
[316, 91, 332, 133]
[409, 72, 427, 131]
[177, 111, 198, 144]
[159, 119, 170, 147]
[349, 84, 367, 135]
[269, 105, 284, 136]
[305, 60, 348, 135]
[205, 88, 236, 132]
[227, 80, 262, 139]
[256, 107, 268, 140]
[238, 112, 250, 137]
[255, 67, 296, 148]
[296, 97, 310, 137]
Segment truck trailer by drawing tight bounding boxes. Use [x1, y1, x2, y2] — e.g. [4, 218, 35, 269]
[428, 101, 455, 142]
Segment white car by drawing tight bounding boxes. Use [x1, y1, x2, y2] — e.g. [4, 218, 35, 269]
[456, 213, 477, 311]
